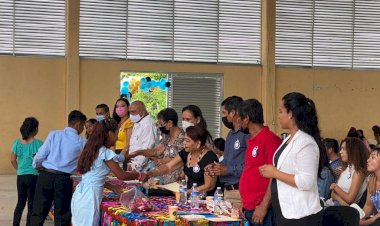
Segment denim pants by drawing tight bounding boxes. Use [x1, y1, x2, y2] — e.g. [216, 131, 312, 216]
[244, 206, 276, 226]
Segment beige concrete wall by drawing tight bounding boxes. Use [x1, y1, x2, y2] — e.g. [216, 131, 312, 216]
[1, 57, 379, 174]
[276, 67, 380, 142]
[0, 56, 66, 174]
[80, 59, 262, 139]
[0, 56, 261, 174]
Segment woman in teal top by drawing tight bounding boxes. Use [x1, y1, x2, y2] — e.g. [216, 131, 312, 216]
[10, 117, 43, 226]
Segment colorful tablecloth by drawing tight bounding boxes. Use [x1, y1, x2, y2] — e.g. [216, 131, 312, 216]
[101, 178, 248, 226]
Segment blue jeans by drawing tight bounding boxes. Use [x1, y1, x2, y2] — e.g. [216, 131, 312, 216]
[244, 206, 276, 226]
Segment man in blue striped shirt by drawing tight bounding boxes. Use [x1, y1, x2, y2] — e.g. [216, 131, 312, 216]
[31, 110, 87, 226]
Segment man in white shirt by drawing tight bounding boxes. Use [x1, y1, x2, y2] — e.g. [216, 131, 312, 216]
[128, 101, 158, 171]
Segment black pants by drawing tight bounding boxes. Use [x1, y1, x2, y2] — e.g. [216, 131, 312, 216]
[13, 174, 38, 226]
[30, 171, 73, 226]
[276, 209, 323, 226]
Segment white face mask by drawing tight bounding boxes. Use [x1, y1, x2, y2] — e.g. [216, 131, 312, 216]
[96, 115, 106, 122]
[182, 121, 194, 131]
[130, 112, 142, 123]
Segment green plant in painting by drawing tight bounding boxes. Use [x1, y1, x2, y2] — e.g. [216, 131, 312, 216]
[120, 72, 168, 120]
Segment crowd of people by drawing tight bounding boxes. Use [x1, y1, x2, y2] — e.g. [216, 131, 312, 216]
[10, 92, 380, 226]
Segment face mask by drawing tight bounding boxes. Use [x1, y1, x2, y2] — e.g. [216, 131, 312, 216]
[182, 121, 194, 131]
[130, 113, 142, 123]
[96, 115, 106, 122]
[222, 116, 234, 130]
[159, 126, 170, 135]
[116, 107, 127, 118]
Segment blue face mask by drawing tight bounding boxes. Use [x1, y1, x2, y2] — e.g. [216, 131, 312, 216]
[96, 115, 106, 122]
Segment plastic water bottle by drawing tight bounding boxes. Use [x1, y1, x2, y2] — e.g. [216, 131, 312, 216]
[214, 187, 224, 214]
[190, 183, 200, 210]
[179, 179, 187, 204]
[215, 187, 223, 201]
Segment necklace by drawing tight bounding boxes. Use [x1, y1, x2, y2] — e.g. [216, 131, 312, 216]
[188, 148, 205, 173]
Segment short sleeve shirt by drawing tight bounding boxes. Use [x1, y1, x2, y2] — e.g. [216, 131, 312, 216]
[178, 149, 219, 196]
[239, 127, 281, 210]
[115, 118, 134, 150]
[12, 139, 43, 175]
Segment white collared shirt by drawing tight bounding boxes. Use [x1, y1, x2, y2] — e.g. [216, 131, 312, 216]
[129, 114, 158, 171]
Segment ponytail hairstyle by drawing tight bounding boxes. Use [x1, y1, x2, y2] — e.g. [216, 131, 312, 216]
[77, 119, 118, 174]
[112, 96, 130, 123]
[20, 117, 39, 140]
[282, 92, 325, 177]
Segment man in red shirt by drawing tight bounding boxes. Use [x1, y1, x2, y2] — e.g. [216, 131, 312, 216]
[238, 99, 281, 226]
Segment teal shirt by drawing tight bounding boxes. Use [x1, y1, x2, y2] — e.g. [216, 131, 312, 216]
[12, 138, 43, 175]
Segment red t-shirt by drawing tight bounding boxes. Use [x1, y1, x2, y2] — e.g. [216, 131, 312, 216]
[239, 127, 281, 210]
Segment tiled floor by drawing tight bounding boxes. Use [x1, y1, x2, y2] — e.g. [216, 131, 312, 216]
[0, 175, 54, 225]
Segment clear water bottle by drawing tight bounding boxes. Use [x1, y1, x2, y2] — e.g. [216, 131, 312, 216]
[214, 187, 223, 201]
[213, 187, 224, 214]
[190, 183, 200, 210]
[179, 179, 187, 204]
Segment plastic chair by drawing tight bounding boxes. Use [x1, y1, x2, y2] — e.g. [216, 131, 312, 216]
[322, 206, 359, 226]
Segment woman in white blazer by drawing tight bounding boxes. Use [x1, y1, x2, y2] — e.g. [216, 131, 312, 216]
[260, 92, 324, 226]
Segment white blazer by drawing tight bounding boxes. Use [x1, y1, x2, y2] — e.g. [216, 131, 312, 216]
[274, 130, 322, 219]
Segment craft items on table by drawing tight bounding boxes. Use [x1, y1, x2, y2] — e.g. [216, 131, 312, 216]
[101, 190, 248, 226]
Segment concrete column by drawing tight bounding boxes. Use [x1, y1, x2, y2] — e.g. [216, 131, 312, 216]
[65, 0, 80, 114]
[261, 0, 277, 131]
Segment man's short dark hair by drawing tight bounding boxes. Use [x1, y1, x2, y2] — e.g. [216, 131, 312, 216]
[95, 104, 109, 113]
[237, 99, 264, 124]
[221, 96, 243, 113]
[323, 138, 339, 154]
[68, 110, 87, 125]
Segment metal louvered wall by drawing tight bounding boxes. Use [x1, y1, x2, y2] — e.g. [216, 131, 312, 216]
[79, 0, 127, 59]
[0, 0, 65, 56]
[276, 0, 380, 69]
[0, 0, 13, 55]
[79, 0, 261, 65]
[167, 74, 223, 139]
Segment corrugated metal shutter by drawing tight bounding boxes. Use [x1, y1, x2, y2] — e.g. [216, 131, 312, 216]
[354, 0, 380, 69]
[127, 0, 173, 61]
[276, 0, 380, 69]
[80, 0, 127, 59]
[313, 0, 354, 68]
[0, 0, 13, 55]
[174, 0, 218, 63]
[0, 0, 65, 56]
[276, 0, 313, 67]
[218, 0, 261, 64]
[168, 73, 223, 139]
[14, 0, 65, 56]
[79, 0, 260, 64]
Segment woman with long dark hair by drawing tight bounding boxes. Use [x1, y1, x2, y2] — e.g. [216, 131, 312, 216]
[71, 119, 143, 226]
[181, 105, 214, 150]
[327, 137, 368, 205]
[113, 96, 133, 154]
[260, 92, 324, 225]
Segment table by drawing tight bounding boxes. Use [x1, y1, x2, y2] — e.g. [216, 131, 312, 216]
[50, 177, 248, 225]
[101, 178, 248, 226]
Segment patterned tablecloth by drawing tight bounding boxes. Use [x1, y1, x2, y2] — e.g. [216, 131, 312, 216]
[101, 178, 248, 226]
